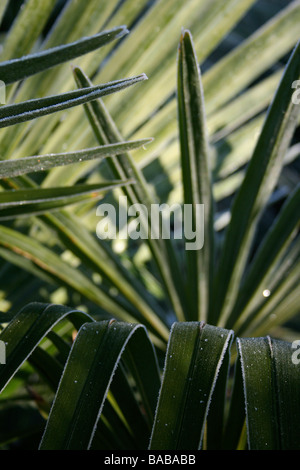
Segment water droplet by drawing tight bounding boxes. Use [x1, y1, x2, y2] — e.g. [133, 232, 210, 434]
[263, 289, 271, 298]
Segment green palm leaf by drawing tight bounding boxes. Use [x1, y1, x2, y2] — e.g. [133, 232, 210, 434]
[0, 302, 92, 393]
[0, 140, 151, 178]
[149, 322, 233, 450]
[0, 181, 134, 220]
[0, 26, 128, 85]
[0, 75, 147, 128]
[0, 0, 299, 451]
[237, 335, 300, 449]
[177, 29, 215, 322]
[39, 320, 160, 450]
[212, 40, 300, 327]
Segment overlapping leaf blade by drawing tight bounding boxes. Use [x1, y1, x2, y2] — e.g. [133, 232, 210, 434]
[37, 210, 170, 346]
[232, 184, 300, 334]
[73, 66, 187, 323]
[237, 336, 300, 450]
[1, 302, 300, 450]
[0, 0, 299, 451]
[222, 354, 247, 450]
[0, 181, 135, 220]
[270, 337, 300, 449]
[0, 225, 144, 326]
[0, 75, 147, 129]
[212, 40, 300, 327]
[39, 320, 160, 450]
[100, 0, 259, 136]
[149, 322, 233, 450]
[0, 302, 93, 393]
[0, 173, 171, 346]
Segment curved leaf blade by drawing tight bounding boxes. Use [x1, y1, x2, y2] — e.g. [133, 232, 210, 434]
[237, 336, 300, 450]
[39, 320, 160, 450]
[270, 337, 300, 450]
[0, 302, 93, 393]
[149, 322, 233, 450]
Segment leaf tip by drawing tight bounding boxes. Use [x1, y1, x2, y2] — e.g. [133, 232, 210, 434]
[180, 28, 191, 42]
[120, 25, 130, 37]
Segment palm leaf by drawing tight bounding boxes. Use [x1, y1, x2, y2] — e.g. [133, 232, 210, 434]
[0, 75, 147, 128]
[177, 29, 215, 322]
[149, 322, 233, 450]
[0, 26, 128, 85]
[39, 320, 160, 450]
[237, 335, 300, 449]
[212, 40, 300, 327]
[0, 140, 151, 178]
[0, 181, 134, 220]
